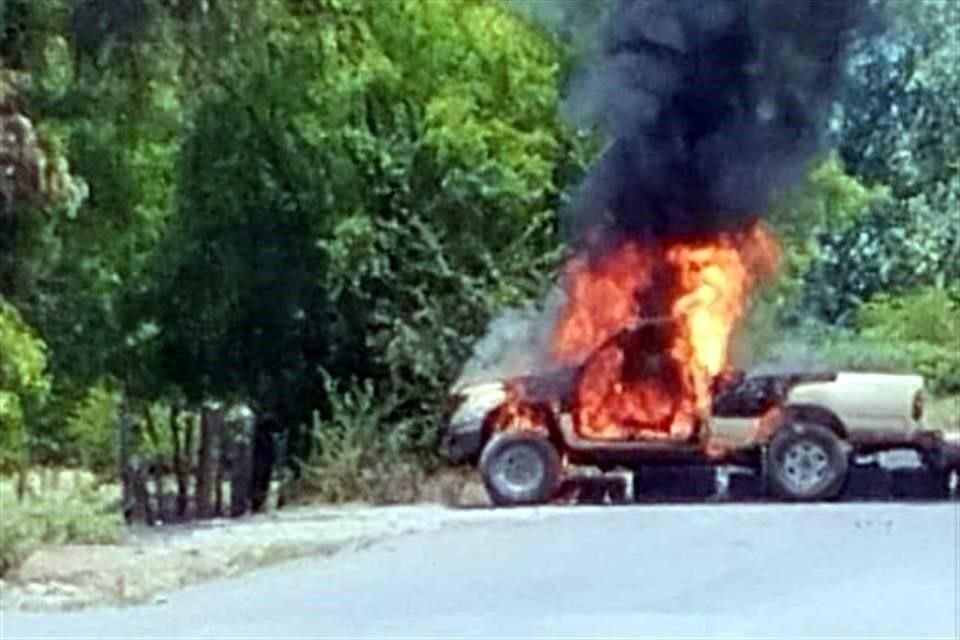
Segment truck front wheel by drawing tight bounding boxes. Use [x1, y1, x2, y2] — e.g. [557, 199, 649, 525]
[766, 422, 849, 501]
[479, 433, 561, 507]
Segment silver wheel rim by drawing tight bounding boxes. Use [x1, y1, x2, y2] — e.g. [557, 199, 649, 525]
[490, 444, 545, 496]
[780, 439, 832, 494]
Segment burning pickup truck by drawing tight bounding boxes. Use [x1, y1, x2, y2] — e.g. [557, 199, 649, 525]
[442, 344, 958, 505]
[442, 227, 957, 505]
[435, 0, 954, 506]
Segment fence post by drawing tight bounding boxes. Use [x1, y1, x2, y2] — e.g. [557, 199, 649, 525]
[118, 391, 130, 520]
[214, 417, 225, 517]
[195, 405, 215, 519]
[228, 406, 255, 517]
[168, 406, 189, 519]
[118, 389, 149, 523]
[143, 406, 166, 522]
[183, 412, 196, 517]
[250, 417, 277, 513]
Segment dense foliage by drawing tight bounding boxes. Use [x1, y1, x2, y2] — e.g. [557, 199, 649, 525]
[0, 0, 956, 497]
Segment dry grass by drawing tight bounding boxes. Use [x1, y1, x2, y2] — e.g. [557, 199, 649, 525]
[0, 469, 123, 576]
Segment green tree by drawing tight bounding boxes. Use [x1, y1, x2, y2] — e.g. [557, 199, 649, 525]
[0, 0, 181, 463]
[3, 0, 585, 478]
[144, 0, 583, 465]
[802, 0, 960, 322]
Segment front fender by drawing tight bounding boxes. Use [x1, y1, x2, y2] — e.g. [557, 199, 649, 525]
[440, 382, 508, 462]
[441, 422, 485, 462]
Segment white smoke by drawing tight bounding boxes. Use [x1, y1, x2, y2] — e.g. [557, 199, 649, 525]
[454, 287, 567, 388]
[747, 339, 835, 376]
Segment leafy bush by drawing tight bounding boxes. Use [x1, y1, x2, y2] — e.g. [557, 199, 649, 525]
[0, 299, 51, 472]
[66, 380, 120, 472]
[297, 378, 424, 504]
[320, 212, 560, 459]
[855, 286, 960, 394]
[0, 470, 123, 576]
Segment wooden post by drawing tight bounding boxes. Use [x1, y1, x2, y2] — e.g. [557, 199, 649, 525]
[15, 423, 28, 502]
[195, 405, 215, 519]
[143, 407, 166, 522]
[118, 389, 134, 521]
[249, 417, 277, 513]
[118, 390, 149, 523]
[132, 456, 153, 524]
[210, 406, 225, 517]
[214, 414, 224, 517]
[228, 407, 255, 517]
[169, 406, 189, 519]
[184, 412, 195, 517]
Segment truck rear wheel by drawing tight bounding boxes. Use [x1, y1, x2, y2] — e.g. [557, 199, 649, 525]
[479, 433, 560, 507]
[766, 422, 849, 501]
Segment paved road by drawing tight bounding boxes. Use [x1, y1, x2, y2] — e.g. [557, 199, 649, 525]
[4, 502, 959, 639]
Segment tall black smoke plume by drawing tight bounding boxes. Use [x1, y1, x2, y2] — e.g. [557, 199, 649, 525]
[569, 0, 869, 241]
[456, 0, 870, 386]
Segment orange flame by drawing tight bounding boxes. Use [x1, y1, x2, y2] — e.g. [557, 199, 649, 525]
[549, 242, 654, 364]
[549, 222, 778, 440]
[486, 382, 551, 435]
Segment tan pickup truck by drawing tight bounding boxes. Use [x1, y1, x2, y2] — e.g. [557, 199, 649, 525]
[442, 363, 958, 506]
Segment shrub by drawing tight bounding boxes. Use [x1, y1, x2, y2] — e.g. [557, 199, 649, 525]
[855, 286, 960, 394]
[66, 381, 121, 472]
[0, 299, 51, 472]
[0, 470, 123, 576]
[319, 212, 560, 461]
[297, 377, 425, 505]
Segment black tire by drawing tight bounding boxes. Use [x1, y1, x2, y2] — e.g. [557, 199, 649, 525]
[766, 422, 849, 501]
[479, 433, 561, 507]
[919, 453, 955, 500]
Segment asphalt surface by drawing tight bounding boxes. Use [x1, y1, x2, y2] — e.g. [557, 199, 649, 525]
[4, 502, 959, 639]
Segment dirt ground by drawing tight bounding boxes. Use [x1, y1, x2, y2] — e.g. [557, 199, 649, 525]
[0, 475, 495, 612]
